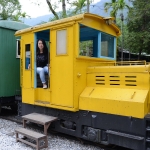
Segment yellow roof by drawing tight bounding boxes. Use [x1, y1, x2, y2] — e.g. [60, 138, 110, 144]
[15, 13, 121, 36]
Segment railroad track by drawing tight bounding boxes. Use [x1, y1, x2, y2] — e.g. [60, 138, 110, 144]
[0, 107, 22, 123]
[0, 107, 131, 150]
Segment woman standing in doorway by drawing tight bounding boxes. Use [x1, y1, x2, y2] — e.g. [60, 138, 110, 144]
[29, 39, 49, 88]
[36, 39, 49, 89]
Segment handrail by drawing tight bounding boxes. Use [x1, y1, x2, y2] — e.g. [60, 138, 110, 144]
[115, 61, 147, 66]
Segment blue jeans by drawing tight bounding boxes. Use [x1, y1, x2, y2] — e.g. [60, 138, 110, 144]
[37, 66, 49, 83]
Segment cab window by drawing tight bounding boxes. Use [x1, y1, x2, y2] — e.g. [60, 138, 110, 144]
[16, 39, 20, 58]
[79, 24, 116, 60]
[25, 44, 30, 70]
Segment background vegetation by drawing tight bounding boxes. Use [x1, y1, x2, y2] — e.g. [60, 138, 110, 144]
[104, 0, 150, 59]
[1, 0, 150, 60]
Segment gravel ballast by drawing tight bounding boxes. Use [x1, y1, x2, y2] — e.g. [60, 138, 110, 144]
[0, 118, 103, 150]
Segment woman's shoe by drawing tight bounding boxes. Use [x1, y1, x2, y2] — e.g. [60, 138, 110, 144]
[43, 84, 47, 89]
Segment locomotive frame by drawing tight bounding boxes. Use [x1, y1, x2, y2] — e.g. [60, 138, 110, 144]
[15, 13, 150, 150]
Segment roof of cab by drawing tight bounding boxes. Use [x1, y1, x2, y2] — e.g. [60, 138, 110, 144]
[0, 20, 30, 30]
[15, 13, 121, 36]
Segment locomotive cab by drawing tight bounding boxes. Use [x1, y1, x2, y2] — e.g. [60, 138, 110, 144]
[15, 13, 120, 111]
[15, 14, 150, 150]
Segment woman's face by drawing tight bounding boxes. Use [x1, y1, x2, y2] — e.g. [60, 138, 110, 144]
[38, 40, 44, 50]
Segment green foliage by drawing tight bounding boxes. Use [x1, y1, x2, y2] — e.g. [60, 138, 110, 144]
[71, 0, 87, 14]
[0, 0, 19, 20]
[0, 0, 29, 22]
[46, 0, 65, 20]
[11, 12, 30, 22]
[126, 0, 150, 59]
[48, 0, 93, 21]
[104, 0, 130, 20]
[68, 0, 92, 14]
[116, 18, 129, 50]
[79, 40, 93, 56]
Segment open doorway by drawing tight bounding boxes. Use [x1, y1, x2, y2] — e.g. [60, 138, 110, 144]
[34, 30, 50, 88]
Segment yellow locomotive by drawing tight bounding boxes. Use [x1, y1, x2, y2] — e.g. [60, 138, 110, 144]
[15, 13, 149, 150]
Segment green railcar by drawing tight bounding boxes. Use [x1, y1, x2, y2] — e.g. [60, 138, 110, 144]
[0, 20, 30, 112]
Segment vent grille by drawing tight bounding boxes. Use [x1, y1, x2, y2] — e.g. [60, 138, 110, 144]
[109, 76, 120, 85]
[125, 76, 137, 86]
[95, 76, 105, 85]
[95, 75, 137, 86]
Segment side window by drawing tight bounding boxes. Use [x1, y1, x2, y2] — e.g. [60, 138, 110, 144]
[79, 24, 116, 60]
[56, 29, 67, 55]
[101, 33, 114, 58]
[79, 24, 99, 57]
[16, 39, 20, 58]
[80, 40, 93, 56]
[25, 44, 30, 70]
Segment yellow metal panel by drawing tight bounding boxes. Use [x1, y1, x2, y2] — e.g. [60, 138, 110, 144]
[34, 88, 50, 104]
[20, 58, 23, 87]
[23, 71, 31, 88]
[74, 59, 115, 111]
[79, 87, 149, 118]
[22, 34, 34, 88]
[81, 15, 119, 37]
[87, 72, 149, 89]
[49, 104, 78, 111]
[21, 33, 35, 104]
[22, 88, 34, 104]
[87, 65, 150, 73]
[72, 24, 114, 110]
[50, 26, 74, 108]
[31, 42, 34, 88]
[20, 39, 23, 87]
[15, 13, 120, 37]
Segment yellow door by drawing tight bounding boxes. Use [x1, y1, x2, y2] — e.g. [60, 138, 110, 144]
[22, 36, 33, 89]
[22, 35, 35, 104]
[50, 26, 74, 108]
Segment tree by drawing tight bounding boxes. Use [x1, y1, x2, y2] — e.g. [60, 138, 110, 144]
[46, 0, 67, 20]
[68, 0, 87, 14]
[61, 0, 67, 17]
[104, 0, 130, 21]
[104, 0, 130, 61]
[46, 0, 93, 21]
[116, 18, 128, 47]
[11, 12, 30, 22]
[46, 0, 59, 20]
[0, 0, 28, 21]
[127, 0, 150, 60]
[68, 0, 93, 14]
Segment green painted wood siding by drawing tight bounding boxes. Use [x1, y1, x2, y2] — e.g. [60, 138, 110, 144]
[0, 28, 20, 97]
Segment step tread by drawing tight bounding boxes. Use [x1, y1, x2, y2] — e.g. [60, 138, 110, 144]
[22, 113, 58, 125]
[15, 128, 46, 139]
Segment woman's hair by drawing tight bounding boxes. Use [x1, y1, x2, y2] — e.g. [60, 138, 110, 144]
[36, 39, 48, 54]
